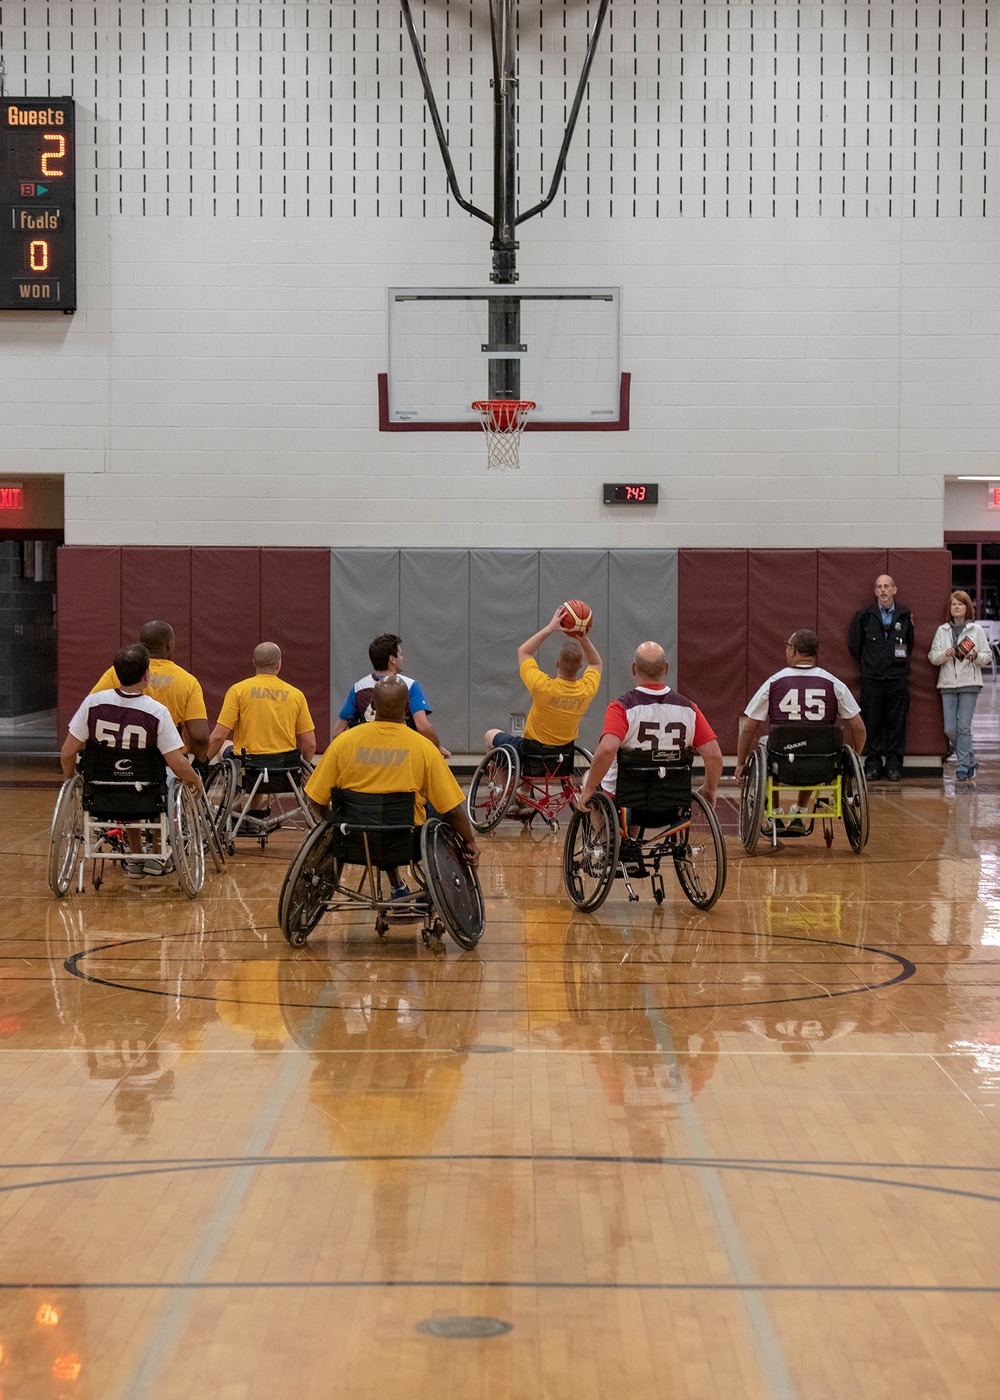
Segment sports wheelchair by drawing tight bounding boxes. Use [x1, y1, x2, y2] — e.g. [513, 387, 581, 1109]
[468, 738, 593, 834]
[204, 748, 316, 851]
[47, 748, 218, 899]
[562, 747, 727, 913]
[738, 722, 870, 855]
[278, 789, 485, 952]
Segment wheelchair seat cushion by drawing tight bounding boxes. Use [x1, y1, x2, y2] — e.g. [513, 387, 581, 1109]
[615, 746, 693, 823]
[766, 722, 843, 787]
[328, 789, 418, 868]
[81, 746, 168, 821]
[519, 738, 575, 778]
[240, 749, 303, 794]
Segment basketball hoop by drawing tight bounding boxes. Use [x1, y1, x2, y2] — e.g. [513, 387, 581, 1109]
[472, 399, 536, 471]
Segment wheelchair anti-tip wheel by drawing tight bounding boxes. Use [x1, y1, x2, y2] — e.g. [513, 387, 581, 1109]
[278, 822, 342, 947]
[841, 746, 870, 853]
[420, 818, 485, 950]
[562, 791, 621, 913]
[48, 775, 83, 897]
[673, 791, 727, 910]
[171, 783, 206, 899]
[738, 744, 767, 855]
[468, 745, 520, 832]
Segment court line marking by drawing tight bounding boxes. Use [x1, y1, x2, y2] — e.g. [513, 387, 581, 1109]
[640, 989, 798, 1400]
[1, 1280, 998, 1293]
[114, 982, 341, 1400]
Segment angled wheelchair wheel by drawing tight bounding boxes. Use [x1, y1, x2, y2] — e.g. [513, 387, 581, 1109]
[278, 822, 341, 947]
[841, 747, 870, 853]
[674, 792, 727, 910]
[172, 784, 206, 899]
[203, 755, 238, 839]
[48, 775, 83, 897]
[738, 744, 767, 855]
[421, 818, 485, 950]
[562, 791, 620, 913]
[571, 744, 594, 790]
[468, 745, 520, 832]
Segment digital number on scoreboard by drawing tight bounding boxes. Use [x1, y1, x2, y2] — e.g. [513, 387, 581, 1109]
[0, 99, 76, 311]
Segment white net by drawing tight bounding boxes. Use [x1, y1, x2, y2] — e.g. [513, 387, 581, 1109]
[472, 400, 536, 471]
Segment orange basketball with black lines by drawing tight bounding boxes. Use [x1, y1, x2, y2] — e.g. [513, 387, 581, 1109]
[559, 600, 593, 636]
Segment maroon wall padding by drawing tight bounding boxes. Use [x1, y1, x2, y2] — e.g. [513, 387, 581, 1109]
[677, 550, 749, 752]
[747, 550, 818, 700]
[190, 549, 262, 724]
[260, 548, 331, 744]
[120, 548, 193, 668]
[888, 548, 952, 755]
[57, 547, 122, 735]
[817, 550, 888, 691]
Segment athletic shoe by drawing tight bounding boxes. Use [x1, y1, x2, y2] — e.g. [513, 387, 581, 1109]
[125, 859, 166, 877]
[967, 762, 980, 780]
[885, 766, 902, 782]
[780, 819, 809, 837]
[864, 760, 884, 781]
[956, 770, 969, 781]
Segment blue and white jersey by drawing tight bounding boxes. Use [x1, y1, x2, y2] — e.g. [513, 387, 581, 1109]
[339, 672, 432, 729]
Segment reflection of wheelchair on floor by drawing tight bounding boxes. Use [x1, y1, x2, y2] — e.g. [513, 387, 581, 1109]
[468, 739, 593, 834]
[562, 747, 727, 912]
[278, 790, 484, 952]
[47, 749, 217, 898]
[738, 723, 869, 855]
[204, 748, 316, 851]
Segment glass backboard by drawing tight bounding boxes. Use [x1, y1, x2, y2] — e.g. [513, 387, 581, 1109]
[381, 286, 626, 430]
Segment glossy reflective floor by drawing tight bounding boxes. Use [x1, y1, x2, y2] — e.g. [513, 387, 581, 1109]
[3, 757, 1000, 1400]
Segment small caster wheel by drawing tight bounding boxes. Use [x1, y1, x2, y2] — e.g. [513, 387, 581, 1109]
[376, 917, 389, 937]
[226, 841, 236, 857]
[289, 926, 310, 949]
[546, 818, 560, 835]
[93, 876, 102, 891]
[654, 887, 664, 905]
[823, 821, 834, 848]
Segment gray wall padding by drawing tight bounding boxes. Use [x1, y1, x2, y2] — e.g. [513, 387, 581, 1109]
[330, 549, 679, 753]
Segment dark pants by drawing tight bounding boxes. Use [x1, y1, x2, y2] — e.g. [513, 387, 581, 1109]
[860, 679, 909, 774]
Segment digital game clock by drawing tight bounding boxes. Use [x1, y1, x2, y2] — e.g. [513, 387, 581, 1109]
[603, 483, 659, 504]
[0, 98, 76, 311]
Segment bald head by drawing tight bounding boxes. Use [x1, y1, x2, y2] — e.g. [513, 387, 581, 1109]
[139, 620, 174, 658]
[633, 642, 667, 681]
[372, 675, 409, 723]
[253, 642, 282, 674]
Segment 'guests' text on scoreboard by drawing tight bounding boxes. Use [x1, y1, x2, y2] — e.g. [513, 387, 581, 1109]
[0, 99, 76, 311]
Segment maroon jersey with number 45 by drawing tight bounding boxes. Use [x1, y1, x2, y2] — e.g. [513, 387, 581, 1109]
[744, 666, 861, 728]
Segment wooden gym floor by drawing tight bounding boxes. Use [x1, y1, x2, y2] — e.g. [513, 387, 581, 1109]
[1, 750, 1000, 1400]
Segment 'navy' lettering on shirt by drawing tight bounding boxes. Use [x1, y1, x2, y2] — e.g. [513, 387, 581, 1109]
[249, 686, 290, 702]
[356, 747, 408, 767]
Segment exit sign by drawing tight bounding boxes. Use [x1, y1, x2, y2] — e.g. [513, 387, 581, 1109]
[989, 484, 1000, 510]
[0, 483, 23, 510]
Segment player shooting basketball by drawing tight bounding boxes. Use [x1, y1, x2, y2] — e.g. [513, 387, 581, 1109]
[483, 603, 602, 756]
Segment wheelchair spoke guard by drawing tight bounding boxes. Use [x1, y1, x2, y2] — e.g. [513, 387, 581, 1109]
[421, 819, 485, 949]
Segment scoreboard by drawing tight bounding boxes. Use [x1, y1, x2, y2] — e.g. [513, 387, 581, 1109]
[0, 98, 76, 311]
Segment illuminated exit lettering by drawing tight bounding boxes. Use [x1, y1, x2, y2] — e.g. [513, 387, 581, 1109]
[0, 486, 24, 510]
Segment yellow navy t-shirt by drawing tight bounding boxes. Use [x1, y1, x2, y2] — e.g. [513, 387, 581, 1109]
[519, 657, 601, 746]
[306, 721, 464, 825]
[217, 675, 314, 755]
[91, 658, 207, 731]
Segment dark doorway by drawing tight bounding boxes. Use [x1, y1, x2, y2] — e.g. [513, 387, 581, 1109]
[0, 535, 61, 754]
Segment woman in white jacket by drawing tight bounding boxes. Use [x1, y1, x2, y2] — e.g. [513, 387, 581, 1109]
[928, 590, 992, 780]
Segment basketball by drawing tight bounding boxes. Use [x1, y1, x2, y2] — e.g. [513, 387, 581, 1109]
[559, 599, 593, 636]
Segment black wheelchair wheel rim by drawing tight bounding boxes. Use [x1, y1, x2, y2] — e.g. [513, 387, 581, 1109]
[280, 824, 340, 942]
[421, 819, 484, 948]
[562, 793, 619, 913]
[674, 791, 726, 910]
[469, 748, 517, 832]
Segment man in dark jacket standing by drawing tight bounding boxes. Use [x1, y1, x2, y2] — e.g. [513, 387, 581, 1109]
[848, 575, 914, 782]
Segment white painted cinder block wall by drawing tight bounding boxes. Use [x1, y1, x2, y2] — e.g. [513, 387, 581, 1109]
[0, 0, 997, 549]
